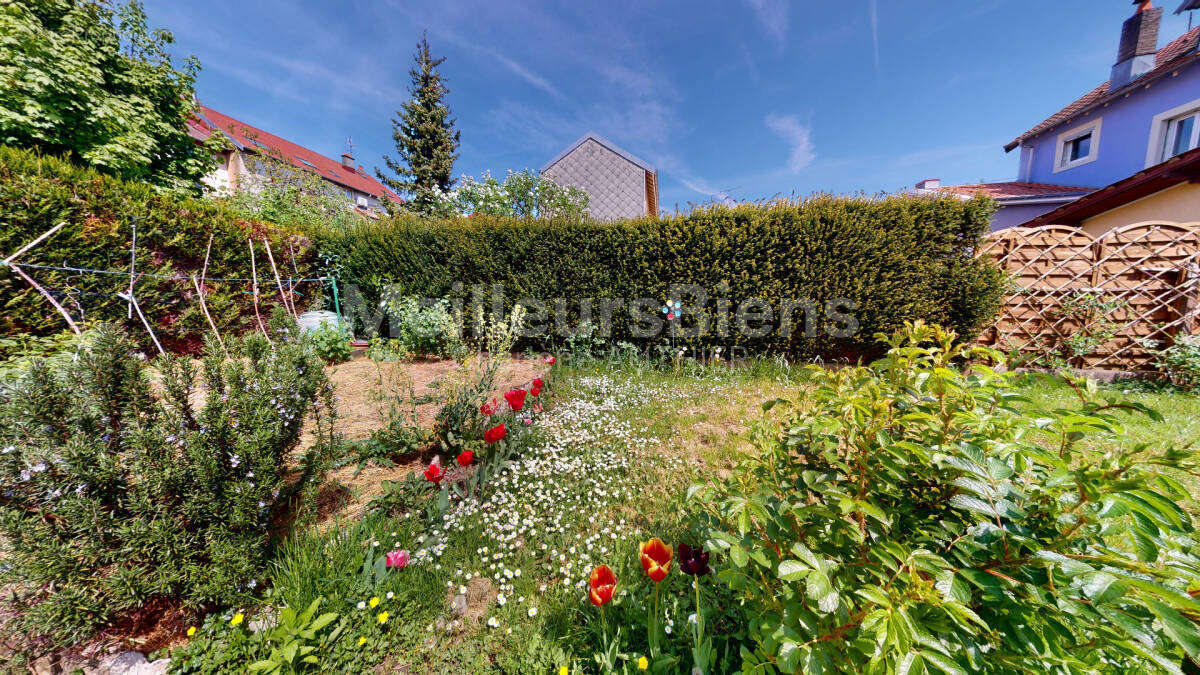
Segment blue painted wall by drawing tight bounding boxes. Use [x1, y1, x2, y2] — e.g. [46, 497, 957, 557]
[1019, 63, 1200, 188]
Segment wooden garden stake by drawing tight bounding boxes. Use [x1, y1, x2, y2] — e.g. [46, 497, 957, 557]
[118, 288, 164, 356]
[262, 238, 296, 318]
[4, 221, 80, 335]
[9, 264, 81, 335]
[191, 275, 227, 356]
[3, 221, 66, 265]
[248, 239, 272, 341]
[127, 220, 137, 319]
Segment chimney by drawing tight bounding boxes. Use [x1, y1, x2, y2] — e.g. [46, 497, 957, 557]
[1111, 1, 1163, 90]
[341, 151, 353, 167]
[915, 178, 941, 191]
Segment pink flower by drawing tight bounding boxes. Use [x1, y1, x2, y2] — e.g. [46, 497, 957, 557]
[386, 549, 410, 569]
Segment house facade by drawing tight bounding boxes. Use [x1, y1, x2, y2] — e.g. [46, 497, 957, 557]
[928, 1, 1200, 230]
[541, 133, 659, 221]
[187, 104, 400, 215]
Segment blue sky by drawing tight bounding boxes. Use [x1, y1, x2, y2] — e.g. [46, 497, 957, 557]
[144, 1, 1196, 211]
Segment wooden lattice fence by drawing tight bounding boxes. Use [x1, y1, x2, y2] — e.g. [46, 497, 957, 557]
[976, 223, 1200, 371]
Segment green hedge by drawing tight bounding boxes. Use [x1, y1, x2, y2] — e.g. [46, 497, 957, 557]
[314, 194, 1004, 359]
[0, 146, 316, 354]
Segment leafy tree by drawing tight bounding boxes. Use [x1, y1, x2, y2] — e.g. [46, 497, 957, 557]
[0, 0, 217, 193]
[376, 33, 460, 215]
[421, 169, 590, 219]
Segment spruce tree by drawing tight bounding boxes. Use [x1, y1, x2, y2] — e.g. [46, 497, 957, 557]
[376, 33, 460, 215]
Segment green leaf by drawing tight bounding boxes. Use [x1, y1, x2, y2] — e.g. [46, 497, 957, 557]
[1080, 571, 1127, 604]
[1145, 597, 1200, 660]
[730, 545, 749, 568]
[777, 559, 810, 581]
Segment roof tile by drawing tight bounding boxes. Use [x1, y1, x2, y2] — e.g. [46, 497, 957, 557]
[191, 105, 401, 203]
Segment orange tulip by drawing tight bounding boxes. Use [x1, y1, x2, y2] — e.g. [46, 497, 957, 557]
[639, 538, 672, 582]
[589, 565, 617, 606]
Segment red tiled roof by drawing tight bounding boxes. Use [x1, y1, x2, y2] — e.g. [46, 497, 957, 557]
[1005, 27, 1200, 152]
[938, 182, 1097, 200]
[191, 105, 401, 203]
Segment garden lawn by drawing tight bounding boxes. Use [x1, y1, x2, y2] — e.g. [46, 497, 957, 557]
[171, 357, 1200, 673]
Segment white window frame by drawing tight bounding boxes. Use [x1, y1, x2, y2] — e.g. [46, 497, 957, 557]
[1053, 118, 1102, 173]
[1146, 96, 1200, 167]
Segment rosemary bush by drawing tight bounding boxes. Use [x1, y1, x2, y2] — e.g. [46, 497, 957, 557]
[0, 316, 335, 645]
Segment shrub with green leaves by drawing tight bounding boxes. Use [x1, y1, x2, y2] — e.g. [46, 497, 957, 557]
[0, 316, 335, 645]
[1157, 334, 1200, 391]
[305, 321, 352, 364]
[693, 321, 1200, 673]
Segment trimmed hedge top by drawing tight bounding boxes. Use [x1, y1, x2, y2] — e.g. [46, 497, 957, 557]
[313, 194, 1004, 360]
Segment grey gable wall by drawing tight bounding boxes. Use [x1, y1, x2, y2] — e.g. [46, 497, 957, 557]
[542, 139, 649, 221]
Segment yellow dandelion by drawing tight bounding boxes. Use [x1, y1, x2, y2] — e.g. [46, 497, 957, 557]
[637, 656, 648, 670]
[377, 611, 389, 624]
[368, 596, 380, 608]
[186, 626, 197, 637]
[230, 613, 244, 627]
[559, 667, 569, 675]
[357, 636, 367, 647]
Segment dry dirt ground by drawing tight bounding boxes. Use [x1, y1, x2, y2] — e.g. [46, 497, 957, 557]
[307, 354, 545, 523]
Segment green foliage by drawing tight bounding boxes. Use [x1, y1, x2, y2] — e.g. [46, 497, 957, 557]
[247, 599, 343, 673]
[436, 169, 590, 220]
[0, 145, 315, 352]
[378, 292, 464, 358]
[0, 318, 335, 646]
[305, 322, 351, 364]
[1051, 291, 1127, 368]
[1156, 334, 1200, 391]
[0, 0, 217, 193]
[693, 321, 1200, 673]
[313, 194, 1004, 360]
[217, 157, 364, 233]
[376, 33, 460, 215]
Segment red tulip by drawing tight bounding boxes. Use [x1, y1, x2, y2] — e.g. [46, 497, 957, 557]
[543, 355, 557, 365]
[639, 538, 672, 582]
[480, 398, 498, 416]
[484, 423, 507, 444]
[504, 389, 526, 412]
[424, 456, 445, 485]
[589, 565, 617, 606]
[456, 450, 474, 466]
[530, 378, 544, 396]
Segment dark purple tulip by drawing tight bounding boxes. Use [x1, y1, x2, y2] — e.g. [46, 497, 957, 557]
[678, 543, 711, 576]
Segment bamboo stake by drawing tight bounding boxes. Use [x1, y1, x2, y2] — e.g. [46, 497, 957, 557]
[119, 289, 165, 356]
[3, 221, 66, 265]
[9, 264, 81, 335]
[248, 239, 271, 341]
[262, 238, 296, 318]
[127, 220, 137, 319]
[191, 275, 226, 356]
[286, 239, 300, 312]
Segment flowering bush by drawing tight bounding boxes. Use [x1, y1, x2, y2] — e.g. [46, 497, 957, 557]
[0, 315, 335, 644]
[694, 321, 1200, 673]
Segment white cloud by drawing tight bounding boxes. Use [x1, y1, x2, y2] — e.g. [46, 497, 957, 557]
[764, 114, 816, 173]
[744, 0, 789, 46]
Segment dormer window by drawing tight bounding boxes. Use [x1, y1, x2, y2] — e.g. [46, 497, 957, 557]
[1053, 119, 1102, 173]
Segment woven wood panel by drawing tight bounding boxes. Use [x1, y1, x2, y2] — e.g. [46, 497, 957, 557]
[976, 223, 1200, 370]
